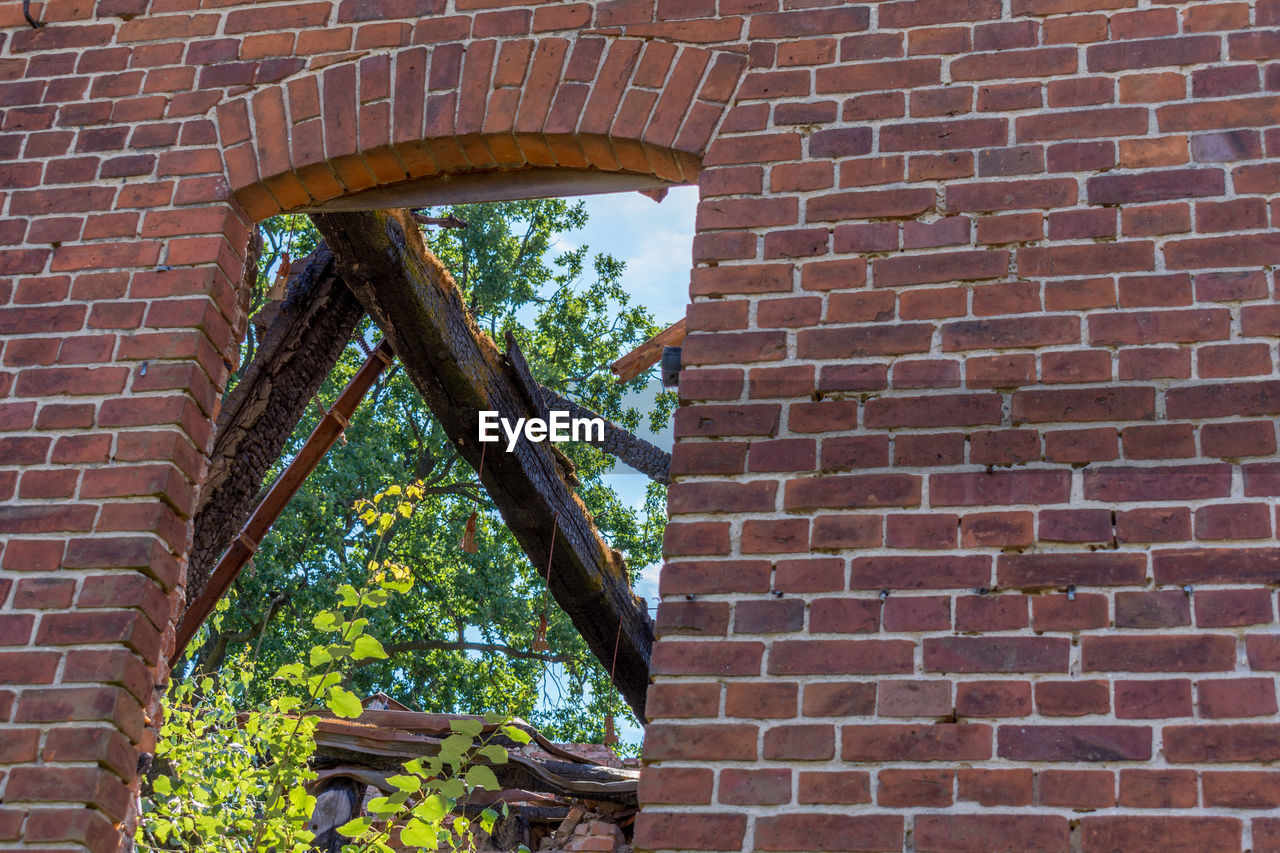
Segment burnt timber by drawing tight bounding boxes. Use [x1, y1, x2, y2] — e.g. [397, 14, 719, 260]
[311, 209, 655, 720]
[185, 247, 364, 613]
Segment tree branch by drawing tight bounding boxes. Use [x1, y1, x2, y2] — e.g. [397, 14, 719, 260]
[356, 640, 579, 668]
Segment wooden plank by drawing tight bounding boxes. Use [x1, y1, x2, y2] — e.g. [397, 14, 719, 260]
[609, 317, 685, 383]
[310, 210, 654, 720]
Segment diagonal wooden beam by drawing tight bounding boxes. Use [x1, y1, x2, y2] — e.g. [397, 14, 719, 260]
[174, 338, 395, 662]
[610, 318, 685, 383]
[186, 246, 364, 613]
[309, 210, 655, 721]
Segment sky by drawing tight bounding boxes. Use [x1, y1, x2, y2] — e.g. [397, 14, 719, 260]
[558, 184, 699, 606]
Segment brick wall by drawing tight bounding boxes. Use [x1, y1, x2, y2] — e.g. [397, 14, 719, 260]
[1, 0, 1279, 850]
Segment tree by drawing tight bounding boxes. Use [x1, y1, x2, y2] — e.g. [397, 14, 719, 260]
[186, 199, 672, 743]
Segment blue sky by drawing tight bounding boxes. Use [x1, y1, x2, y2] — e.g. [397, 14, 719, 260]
[559, 185, 699, 605]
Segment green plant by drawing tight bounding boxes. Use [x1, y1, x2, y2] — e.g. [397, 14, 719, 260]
[140, 484, 522, 853]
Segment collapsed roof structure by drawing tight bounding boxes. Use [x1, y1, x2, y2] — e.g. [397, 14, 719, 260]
[308, 698, 638, 853]
[177, 207, 671, 719]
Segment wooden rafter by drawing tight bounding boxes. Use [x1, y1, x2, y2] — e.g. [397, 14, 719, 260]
[609, 318, 686, 383]
[310, 210, 655, 720]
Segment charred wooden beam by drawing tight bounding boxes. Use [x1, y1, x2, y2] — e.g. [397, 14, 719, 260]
[310, 210, 654, 720]
[507, 330, 670, 483]
[185, 247, 364, 614]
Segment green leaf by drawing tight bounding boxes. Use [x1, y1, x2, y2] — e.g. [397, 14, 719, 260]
[386, 773, 422, 793]
[352, 635, 388, 661]
[413, 793, 447, 822]
[366, 795, 401, 816]
[439, 733, 472, 764]
[465, 765, 500, 791]
[326, 686, 364, 719]
[312, 610, 339, 632]
[152, 775, 173, 795]
[482, 712, 507, 725]
[478, 744, 508, 764]
[500, 724, 532, 744]
[360, 588, 391, 608]
[309, 646, 333, 667]
[450, 717, 484, 738]
[272, 662, 304, 681]
[480, 808, 498, 834]
[337, 584, 361, 607]
[307, 671, 342, 696]
[337, 816, 373, 838]
[400, 819, 438, 849]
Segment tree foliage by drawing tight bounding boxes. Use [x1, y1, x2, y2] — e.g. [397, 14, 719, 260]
[187, 199, 672, 742]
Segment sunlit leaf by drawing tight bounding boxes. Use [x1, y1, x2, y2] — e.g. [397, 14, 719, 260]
[450, 718, 484, 738]
[400, 819, 438, 849]
[353, 635, 388, 660]
[337, 817, 372, 838]
[500, 725, 532, 745]
[465, 765, 500, 791]
[327, 686, 363, 719]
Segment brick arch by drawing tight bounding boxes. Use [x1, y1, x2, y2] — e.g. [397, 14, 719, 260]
[215, 37, 747, 221]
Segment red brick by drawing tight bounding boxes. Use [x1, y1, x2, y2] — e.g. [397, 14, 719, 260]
[1001, 552, 1146, 589]
[1036, 680, 1110, 716]
[958, 769, 1034, 807]
[925, 637, 1069, 673]
[956, 681, 1032, 718]
[883, 596, 950, 631]
[894, 433, 964, 467]
[1196, 588, 1274, 628]
[808, 598, 880, 634]
[763, 723, 834, 760]
[999, 725, 1151, 761]
[724, 682, 796, 719]
[718, 768, 791, 805]
[1198, 677, 1278, 718]
[1195, 503, 1272, 540]
[1115, 590, 1191, 628]
[1080, 817, 1241, 853]
[843, 724, 991, 762]
[1085, 464, 1231, 502]
[878, 769, 954, 807]
[796, 771, 872, 804]
[638, 767, 713, 805]
[1119, 769, 1198, 808]
[1038, 508, 1112, 542]
[643, 724, 758, 762]
[634, 813, 746, 852]
[1085, 636, 1236, 673]
[782, 675, 866, 734]
[770, 639, 914, 675]
[755, 814, 903, 853]
[1039, 769, 1115, 808]
[850, 555, 990, 590]
[916, 815, 1067, 853]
